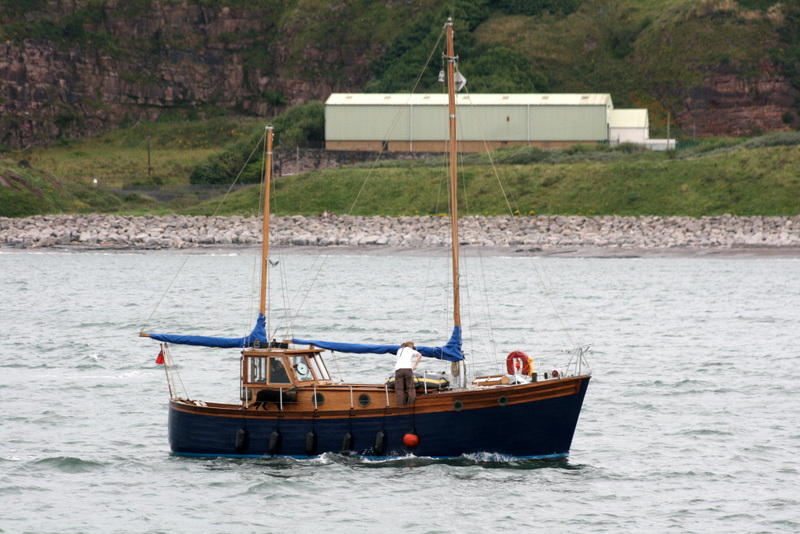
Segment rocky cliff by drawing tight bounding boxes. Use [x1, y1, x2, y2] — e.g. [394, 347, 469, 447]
[1, 0, 797, 148]
[678, 64, 796, 136]
[0, 0, 379, 147]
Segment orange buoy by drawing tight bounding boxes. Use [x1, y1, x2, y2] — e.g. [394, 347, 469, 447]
[403, 433, 419, 448]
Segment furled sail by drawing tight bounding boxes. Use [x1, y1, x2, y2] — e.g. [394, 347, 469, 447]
[149, 314, 267, 348]
[292, 326, 463, 362]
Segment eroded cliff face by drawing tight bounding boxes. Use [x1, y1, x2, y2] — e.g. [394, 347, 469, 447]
[1, 1, 797, 148]
[0, 1, 374, 147]
[678, 63, 796, 136]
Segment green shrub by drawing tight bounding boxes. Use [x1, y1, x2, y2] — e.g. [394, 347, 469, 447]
[0, 189, 48, 217]
[464, 46, 545, 92]
[615, 142, 645, 154]
[272, 100, 324, 148]
[188, 125, 264, 185]
[564, 143, 593, 155]
[367, 1, 489, 92]
[156, 111, 187, 123]
[499, 147, 549, 164]
[740, 131, 800, 148]
[54, 111, 80, 130]
[262, 91, 288, 107]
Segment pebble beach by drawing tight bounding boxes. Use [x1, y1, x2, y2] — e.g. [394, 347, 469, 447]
[2, 214, 799, 256]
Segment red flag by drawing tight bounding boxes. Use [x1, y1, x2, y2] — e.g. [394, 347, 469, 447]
[155, 348, 165, 365]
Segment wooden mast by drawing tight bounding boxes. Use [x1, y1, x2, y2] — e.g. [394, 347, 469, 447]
[445, 18, 461, 329]
[259, 126, 274, 317]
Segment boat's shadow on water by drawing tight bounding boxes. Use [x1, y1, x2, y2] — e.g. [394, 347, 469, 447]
[185, 452, 584, 471]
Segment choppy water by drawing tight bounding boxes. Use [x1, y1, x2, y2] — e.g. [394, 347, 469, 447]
[1, 248, 799, 533]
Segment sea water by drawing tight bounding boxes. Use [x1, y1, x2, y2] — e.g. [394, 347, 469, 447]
[1, 249, 798, 533]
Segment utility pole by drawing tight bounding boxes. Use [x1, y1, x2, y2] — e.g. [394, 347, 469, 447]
[667, 113, 671, 151]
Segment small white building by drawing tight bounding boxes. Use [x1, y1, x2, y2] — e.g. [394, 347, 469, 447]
[609, 108, 675, 150]
[609, 109, 649, 145]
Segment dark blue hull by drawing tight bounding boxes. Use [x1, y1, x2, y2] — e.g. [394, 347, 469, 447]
[168, 376, 590, 459]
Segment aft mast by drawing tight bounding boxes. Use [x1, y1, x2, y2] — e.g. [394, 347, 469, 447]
[260, 126, 274, 319]
[445, 19, 466, 386]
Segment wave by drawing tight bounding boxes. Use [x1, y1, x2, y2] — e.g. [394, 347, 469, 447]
[30, 456, 106, 473]
[239, 451, 577, 471]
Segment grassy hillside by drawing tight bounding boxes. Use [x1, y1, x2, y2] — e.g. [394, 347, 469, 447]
[3, 120, 799, 219]
[180, 134, 800, 218]
[0, 158, 149, 217]
[0, 116, 263, 217]
[21, 116, 264, 188]
[471, 3, 759, 130]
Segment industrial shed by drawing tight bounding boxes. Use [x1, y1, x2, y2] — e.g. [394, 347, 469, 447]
[325, 93, 616, 152]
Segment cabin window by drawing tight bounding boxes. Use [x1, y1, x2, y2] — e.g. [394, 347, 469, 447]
[268, 357, 291, 384]
[310, 354, 330, 380]
[289, 355, 314, 382]
[248, 358, 266, 383]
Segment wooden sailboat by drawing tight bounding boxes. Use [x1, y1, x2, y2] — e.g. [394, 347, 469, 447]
[142, 19, 590, 459]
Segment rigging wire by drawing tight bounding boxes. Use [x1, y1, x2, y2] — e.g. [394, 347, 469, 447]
[457, 154, 499, 368]
[329, 351, 344, 383]
[140, 133, 266, 406]
[248, 132, 267, 338]
[282, 252, 331, 338]
[419, 55, 456, 367]
[259, 133, 293, 343]
[458, 93, 502, 369]
[285, 23, 449, 345]
[345, 24, 446, 215]
[459, 85, 579, 350]
[139, 131, 267, 335]
[415, 109, 448, 344]
[163, 344, 189, 400]
[450, 84, 498, 372]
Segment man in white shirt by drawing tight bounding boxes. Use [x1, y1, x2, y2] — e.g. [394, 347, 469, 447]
[394, 341, 422, 406]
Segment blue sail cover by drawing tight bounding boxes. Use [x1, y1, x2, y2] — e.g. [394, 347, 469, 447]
[292, 326, 463, 362]
[149, 314, 267, 348]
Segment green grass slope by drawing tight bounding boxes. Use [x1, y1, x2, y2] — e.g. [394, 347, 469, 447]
[181, 134, 800, 218]
[0, 158, 138, 217]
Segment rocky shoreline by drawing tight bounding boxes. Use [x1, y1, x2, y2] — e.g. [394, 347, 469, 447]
[2, 214, 799, 254]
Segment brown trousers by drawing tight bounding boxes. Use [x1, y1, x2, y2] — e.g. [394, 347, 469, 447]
[395, 368, 415, 406]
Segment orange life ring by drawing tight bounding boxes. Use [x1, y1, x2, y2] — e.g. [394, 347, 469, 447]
[506, 351, 531, 375]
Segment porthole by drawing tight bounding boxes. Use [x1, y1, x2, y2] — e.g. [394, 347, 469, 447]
[312, 392, 325, 405]
[358, 393, 371, 407]
[453, 400, 464, 411]
[498, 396, 509, 407]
